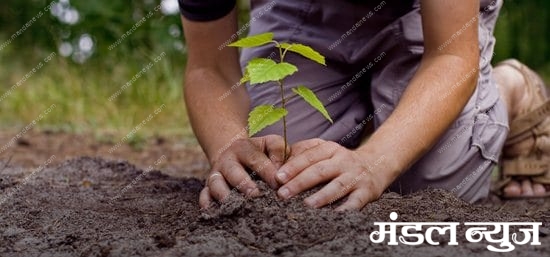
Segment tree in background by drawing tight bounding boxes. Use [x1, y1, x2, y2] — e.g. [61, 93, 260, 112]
[0, 0, 547, 72]
[493, 0, 550, 73]
[0, 0, 547, 134]
[0, 0, 183, 65]
[0, 0, 186, 134]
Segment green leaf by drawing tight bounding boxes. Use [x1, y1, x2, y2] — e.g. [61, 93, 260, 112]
[292, 86, 333, 123]
[280, 43, 326, 66]
[248, 105, 288, 136]
[246, 58, 298, 84]
[240, 69, 250, 85]
[228, 32, 274, 48]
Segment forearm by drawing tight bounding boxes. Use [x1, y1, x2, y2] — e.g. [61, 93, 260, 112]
[354, 0, 480, 189]
[181, 8, 250, 164]
[185, 70, 250, 164]
[356, 54, 478, 187]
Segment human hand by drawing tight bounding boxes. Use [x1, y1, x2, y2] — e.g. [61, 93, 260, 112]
[275, 138, 388, 211]
[199, 135, 288, 209]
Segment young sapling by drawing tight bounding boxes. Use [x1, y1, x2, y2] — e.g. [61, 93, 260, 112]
[229, 33, 333, 161]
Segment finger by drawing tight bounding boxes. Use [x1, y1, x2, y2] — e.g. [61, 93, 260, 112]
[288, 138, 325, 158]
[303, 173, 359, 208]
[335, 189, 373, 211]
[276, 141, 336, 184]
[208, 171, 232, 202]
[235, 151, 279, 189]
[219, 159, 260, 196]
[235, 136, 284, 188]
[258, 135, 289, 169]
[199, 186, 213, 209]
[277, 159, 338, 200]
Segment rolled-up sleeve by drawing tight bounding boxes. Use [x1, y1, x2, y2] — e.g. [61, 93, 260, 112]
[178, 0, 237, 21]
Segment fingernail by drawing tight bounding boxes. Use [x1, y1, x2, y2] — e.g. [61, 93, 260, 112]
[200, 202, 212, 211]
[246, 188, 254, 196]
[278, 187, 290, 199]
[246, 188, 260, 197]
[304, 196, 318, 208]
[276, 172, 287, 183]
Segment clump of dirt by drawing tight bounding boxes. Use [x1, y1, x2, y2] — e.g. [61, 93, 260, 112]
[0, 157, 548, 257]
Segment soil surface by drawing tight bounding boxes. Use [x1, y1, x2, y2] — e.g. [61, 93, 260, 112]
[1, 156, 549, 257]
[0, 130, 209, 178]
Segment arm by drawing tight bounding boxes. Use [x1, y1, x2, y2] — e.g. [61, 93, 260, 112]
[182, 8, 246, 162]
[182, 8, 286, 208]
[356, 0, 480, 187]
[275, 0, 480, 210]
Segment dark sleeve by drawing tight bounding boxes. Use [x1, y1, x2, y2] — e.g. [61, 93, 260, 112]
[178, 0, 237, 22]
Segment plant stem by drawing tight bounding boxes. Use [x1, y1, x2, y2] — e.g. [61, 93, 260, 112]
[276, 41, 290, 162]
[278, 80, 288, 162]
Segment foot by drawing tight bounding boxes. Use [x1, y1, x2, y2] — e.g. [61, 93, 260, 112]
[503, 179, 549, 197]
[494, 59, 550, 198]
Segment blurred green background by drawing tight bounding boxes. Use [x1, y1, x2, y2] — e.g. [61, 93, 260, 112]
[0, 0, 548, 139]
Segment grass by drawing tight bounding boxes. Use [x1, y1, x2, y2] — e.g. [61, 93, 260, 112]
[0, 46, 548, 144]
[0, 49, 194, 140]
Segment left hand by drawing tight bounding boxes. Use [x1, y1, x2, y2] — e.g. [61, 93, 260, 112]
[275, 138, 388, 211]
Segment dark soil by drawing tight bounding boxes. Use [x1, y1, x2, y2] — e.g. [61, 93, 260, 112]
[0, 157, 549, 257]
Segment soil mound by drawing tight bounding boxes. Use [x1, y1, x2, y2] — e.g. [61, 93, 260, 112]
[1, 157, 548, 256]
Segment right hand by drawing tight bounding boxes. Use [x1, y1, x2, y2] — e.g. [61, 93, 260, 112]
[199, 135, 288, 209]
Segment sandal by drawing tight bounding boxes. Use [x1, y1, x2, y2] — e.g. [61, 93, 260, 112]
[494, 59, 550, 198]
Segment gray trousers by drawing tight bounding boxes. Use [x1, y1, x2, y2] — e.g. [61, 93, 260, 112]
[241, 0, 508, 202]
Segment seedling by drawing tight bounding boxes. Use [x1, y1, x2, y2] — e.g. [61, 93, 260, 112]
[229, 33, 333, 161]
